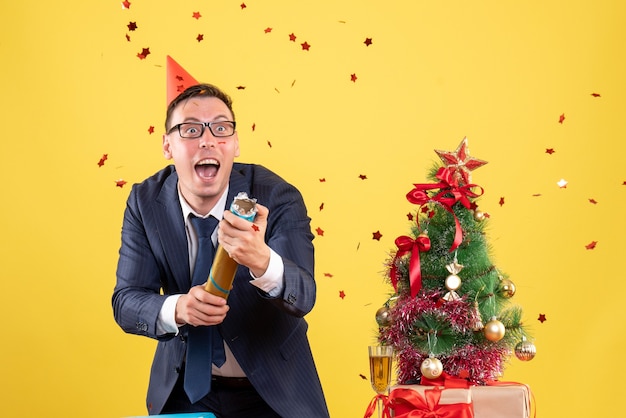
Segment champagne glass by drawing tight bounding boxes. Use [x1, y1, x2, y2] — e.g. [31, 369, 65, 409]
[368, 345, 393, 418]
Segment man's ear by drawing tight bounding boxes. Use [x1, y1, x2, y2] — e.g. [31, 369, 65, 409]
[163, 134, 173, 159]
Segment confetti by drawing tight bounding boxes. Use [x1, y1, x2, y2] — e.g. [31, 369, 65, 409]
[372, 231, 382, 241]
[137, 47, 150, 60]
[236, 86, 246, 90]
[267, 140, 272, 148]
[196, 34, 204, 42]
[557, 179, 568, 188]
[97, 154, 108, 167]
[359, 374, 367, 380]
[319, 202, 324, 211]
[148, 126, 154, 134]
[407, 213, 414, 221]
[588, 198, 597, 204]
[264, 27, 272, 34]
[358, 174, 367, 180]
[591, 93, 601, 97]
[545, 148, 555, 155]
[252, 224, 260, 232]
[585, 241, 597, 250]
[127, 22, 137, 31]
[499, 197, 505, 206]
[240, 3, 247, 9]
[315, 227, 324, 236]
[121, 1, 131, 9]
[289, 33, 297, 42]
[319, 178, 326, 182]
[192, 11, 201, 19]
[323, 273, 333, 278]
[301, 41, 311, 51]
[339, 290, 346, 299]
[350, 73, 357, 82]
[364, 38, 373, 46]
[115, 179, 127, 188]
[558, 113, 565, 124]
[537, 314, 546, 323]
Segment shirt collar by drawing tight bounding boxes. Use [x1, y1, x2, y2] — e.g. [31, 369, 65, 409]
[178, 186, 229, 221]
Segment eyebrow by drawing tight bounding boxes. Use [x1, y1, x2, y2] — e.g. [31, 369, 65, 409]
[181, 115, 232, 123]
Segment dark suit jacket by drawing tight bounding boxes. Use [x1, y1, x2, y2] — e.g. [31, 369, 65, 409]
[113, 163, 329, 417]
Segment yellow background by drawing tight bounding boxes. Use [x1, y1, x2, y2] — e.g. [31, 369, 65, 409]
[1, 1, 624, 416]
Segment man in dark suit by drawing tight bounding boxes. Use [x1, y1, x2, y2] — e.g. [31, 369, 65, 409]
[112, 84, 329, 417]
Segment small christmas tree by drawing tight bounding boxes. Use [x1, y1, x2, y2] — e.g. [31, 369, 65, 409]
[377, 137, 536, 385]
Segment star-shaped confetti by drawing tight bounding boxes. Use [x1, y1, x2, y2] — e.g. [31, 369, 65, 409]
[289, 33, 297, 42]
[350, 73, 357, 82]
[323, 273, 333, 278]
[407, 213, 414, 221]
[499, 197, 505, 206]
[251, 224, 260, 232]
[372, 231, 382, 241]
[591, 93, 601, 97]
[358, 174, 367, 180]
[97, 154, 108, 167]
[196, 34, 204, 42]
[240, 3, 247, 9]
[557, 179, 568, 188]
[585, 241, 597, 250]
[264, 27, 272, 34]
[121, 1, 131, 9]
[339, 290, 346, 299]
[127, 22, 137, 31]
[545, 148, 555, 155]
[558, 113, 565, 124]
[364, 38, 373, 46]
[192, 11, 201, 19]
[301, 41, 311, 51]
[137, 47, 150, 60]
[115, 179, 127, 188]
[588, 198, 597, 204]
[537, 314, 546, 323]
[148, 126, 154, 134]
[319, 202, 324, 211]
[435, 137, 487, 184]
[319, 178, 326, 182]
[315, 227, 324, 236]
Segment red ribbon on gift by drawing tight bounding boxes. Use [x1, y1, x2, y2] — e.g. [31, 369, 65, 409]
[391, 233, 431, 298]
[421, 372, 470, 389]
[387, 387, 473, 418]
[363, 394, 391, 418]
[406, 167, 483, 253]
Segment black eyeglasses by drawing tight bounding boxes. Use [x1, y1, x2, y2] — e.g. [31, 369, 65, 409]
[168, 121, 237, 138]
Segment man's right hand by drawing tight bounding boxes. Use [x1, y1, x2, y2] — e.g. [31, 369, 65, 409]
[175, 285, 229, 326]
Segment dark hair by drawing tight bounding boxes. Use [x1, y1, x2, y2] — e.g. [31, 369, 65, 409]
[165, 83, 235, 131]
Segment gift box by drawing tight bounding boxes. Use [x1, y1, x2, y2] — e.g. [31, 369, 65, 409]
[384, 383, 530, 418]
[387, 385, 474, 418]
[470, 384, 531, 418]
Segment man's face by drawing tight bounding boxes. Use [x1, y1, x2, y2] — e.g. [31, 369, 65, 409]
[163, 96, 240, 214]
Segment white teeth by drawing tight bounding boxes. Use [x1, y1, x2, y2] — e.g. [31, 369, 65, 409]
[197, 158, 219, 166]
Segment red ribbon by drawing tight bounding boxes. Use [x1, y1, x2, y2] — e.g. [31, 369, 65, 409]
[391, 234, 431, 298]
[406, 167, 483, 253]
[363, 394, 390, 418]
[387, 388, 473, 418]
[420, 372, 470, 389]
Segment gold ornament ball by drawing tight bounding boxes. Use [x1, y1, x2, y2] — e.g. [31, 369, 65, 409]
[498, 279, 516, 298]
[474, 209, 485, 221]
[445, 274, 462, 291]
[375, 306, 393, 327]
[420, 357, 443, 380]
[484, 317, 506, 342]
[515, 339, 537, 361]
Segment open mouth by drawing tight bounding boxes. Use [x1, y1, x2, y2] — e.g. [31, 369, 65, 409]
[195, 158, 219, 179]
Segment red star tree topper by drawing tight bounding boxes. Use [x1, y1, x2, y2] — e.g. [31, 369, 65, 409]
[435, 137, 488, 184]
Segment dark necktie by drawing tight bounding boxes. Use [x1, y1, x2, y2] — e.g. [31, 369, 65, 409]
[184, 215, 226, 403]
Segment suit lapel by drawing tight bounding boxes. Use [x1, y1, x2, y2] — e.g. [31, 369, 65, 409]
[154, 171, 192, 292]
